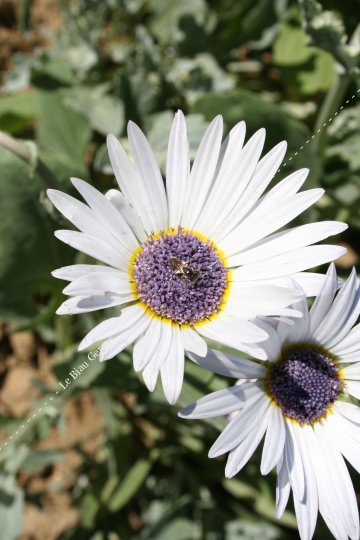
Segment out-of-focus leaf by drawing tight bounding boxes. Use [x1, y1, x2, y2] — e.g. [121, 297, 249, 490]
[36, 90, 92, 180]
[22, 450, 64, 471]
[225, 519, 281, 540]
[148, 0, 207, 45]
[0, 91, 36, 133]
[31, 60, 75, 89]
[144, 517, 195, 540]
[327, 134, 360, 171]
[0, 148, 64, 319]
[108, 458, 152, 512]
[0, 474, 24, 540]
[63, 86, 124, 135]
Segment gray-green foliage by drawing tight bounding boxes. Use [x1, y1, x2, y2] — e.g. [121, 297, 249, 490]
[0, 0, 359, 539]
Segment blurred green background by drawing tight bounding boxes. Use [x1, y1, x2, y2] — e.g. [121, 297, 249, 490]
[0, 0, 360, 538]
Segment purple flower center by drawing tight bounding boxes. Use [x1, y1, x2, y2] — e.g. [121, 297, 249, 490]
[131, 228, 228, 325]
[266, 345, 343, 424]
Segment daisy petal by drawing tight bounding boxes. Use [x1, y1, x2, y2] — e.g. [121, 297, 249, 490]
[52, 264, 117, 281]
[79, 305, 145, 350]
[181, 327, 207, 357]
[208, 393, 268, 458]
[188, 349, 265, 379]
[284, 422, 305, 502]
[179, 382, 261, 419]
[224, 407, 270, 478]
[231, 245, 346, 282]
[106, 134, 154, 234]
[197, 126, 264, 236]
[99, 312, 150, 361]
[160, 325, 185, 404]
[56, 295, 130, 315]
[309, 263, 337, 332]
[228, 221, 347, 267]
[276, 458, 291, 519]
[181, 116, 223, 228]
[105, 189, 147, 242]
[133, 317, 162, 372]
[71, 178, 138, 251]
[142, 323, 173, 391]
[166, 110, 190, 228]
[260, 406, 286, 475]
[128, 121, 168, 230]
[215, 140, 287, 239]
[55, 230, 127, 269]
[63, 271, 131, 297]
[196, 313, 268, 348]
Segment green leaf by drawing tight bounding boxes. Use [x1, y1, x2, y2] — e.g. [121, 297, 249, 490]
[36, 90, 92, 181]
[0, 148, 65, 319]
[0, 475, 24, 540]
[0, 91, 36, 133]
[62, 86, 124, 136]
[108, 458, 152, 512]
[22, 450, 64, 472]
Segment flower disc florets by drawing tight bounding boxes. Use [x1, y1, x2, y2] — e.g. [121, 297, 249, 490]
[131, 228, 228, 325]
[266, 344, 343, 424]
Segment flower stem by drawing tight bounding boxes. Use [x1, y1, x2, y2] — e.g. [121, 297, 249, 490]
[0, 130, 60, 189]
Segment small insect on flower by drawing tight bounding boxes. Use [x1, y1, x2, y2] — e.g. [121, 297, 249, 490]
[168, 256, 201, 284]
[180, 264, 360, 540]
[48, 111, 347, 404]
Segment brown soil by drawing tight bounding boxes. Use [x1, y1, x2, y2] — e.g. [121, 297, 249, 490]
[0, 324, 104, 540]
[0, 0, 62, 83]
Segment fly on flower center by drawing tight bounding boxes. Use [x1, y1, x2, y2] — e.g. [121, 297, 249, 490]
[264, 344, 344, 425]
[129, 227, 231, 326]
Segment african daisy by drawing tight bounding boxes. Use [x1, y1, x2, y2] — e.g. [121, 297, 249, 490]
[48, 111, 346, 404]
[180, 264, 360, 539]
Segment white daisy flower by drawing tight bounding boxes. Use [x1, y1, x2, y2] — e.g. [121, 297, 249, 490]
[48, 111, 346, 404]
[180, 263, 360, 540]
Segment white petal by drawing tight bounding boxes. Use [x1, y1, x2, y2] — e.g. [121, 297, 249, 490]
[133, 317, 162, 372]
[105, 189, 147, 242]
[166, 111, 190, 228]
[314, 268, 358, 347]
[276, 458, 291, 518]
[179, 382, 262, 419]
[63, 271, 131, 297]
[106, 134, 154, 234]
[71, 178, 138, 251]
[209, 393, 269, 458]
[47, 189, 110, 239]
[214, 141, 287, 239]
[260, 405, 286, 475]
[228, 221, 347, 267]
[79, 304, 145, 350]
[245, 318, 282, 362]
[285, 289, 310, 344]
[345, 380, 360, 399]
[52, 264, 117, 281]
[293, 271, 340, 297]
[188, 349, 265, 379]
[127, 121, 168, 230]
[224, 406, 270, 478]
[225, 284, 304, 318]
[309, 263, 337, 332]
[336, 401, 360, 425]
[100, 311, 150, 361]
[333, 323, 360, 356]
[181, 116, 223, 228]
[181, 327, 207, 356]
[196, 313, 268, 348]
[326, 412, 360, 473]
[218, 170, 315, 252]
[142, 323, 173, 391]
[197, 126, 265, 236]
[56, 294, 130, 315]
[313, 423, 359, 539]
[284, 421, 305, 502]
[343, 363, 360, 380]
[231, 245, 346, 282]
[292, 424, 319, 540]
[160, 325, 185, 404]
[55, 230, 127, 269]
